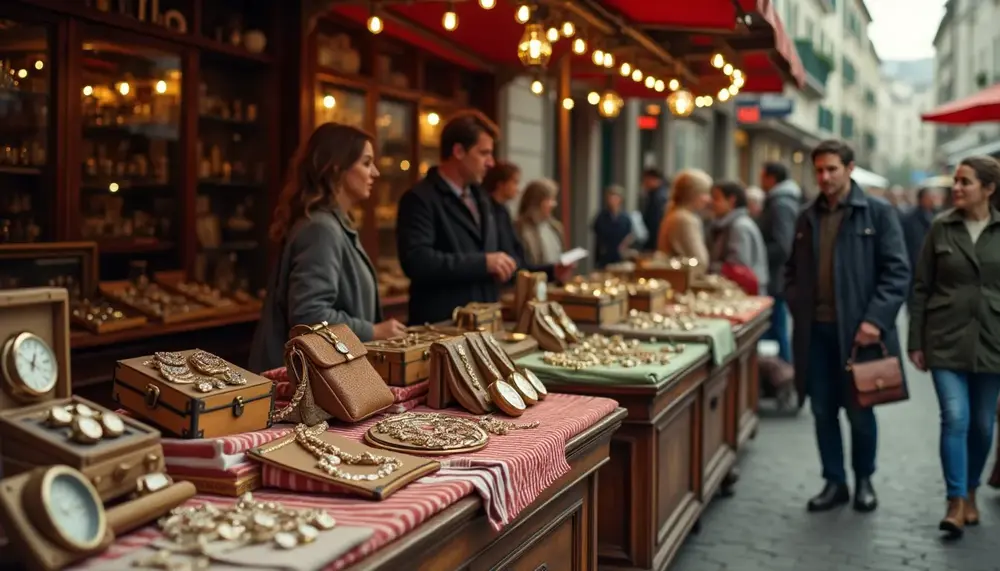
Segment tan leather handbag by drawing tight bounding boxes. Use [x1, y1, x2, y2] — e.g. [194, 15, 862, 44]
[272, 322, 394, 425]
[847, 343, 908, 408]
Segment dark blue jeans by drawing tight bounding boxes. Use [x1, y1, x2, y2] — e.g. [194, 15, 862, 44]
[930, 369, 1000, 499]
[764, 296, 792, 363]
[807, 322, 878, 484]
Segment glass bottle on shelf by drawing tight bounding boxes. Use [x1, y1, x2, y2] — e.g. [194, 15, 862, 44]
[78, 35, 182, 255]
[0, 20, 51, 242]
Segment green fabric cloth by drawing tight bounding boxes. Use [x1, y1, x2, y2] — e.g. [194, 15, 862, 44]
[515, 342, 711, 387]
[598, 318, 736, 366]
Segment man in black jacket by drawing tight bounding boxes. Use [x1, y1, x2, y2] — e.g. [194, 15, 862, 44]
[758, 161, 802, 363]
[640, 168, 669, 251]
[396, 113, 518, 325]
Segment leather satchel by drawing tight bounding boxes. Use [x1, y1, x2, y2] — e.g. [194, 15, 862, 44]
[272, 322, 394, 425]
[847, 342, 908, 408]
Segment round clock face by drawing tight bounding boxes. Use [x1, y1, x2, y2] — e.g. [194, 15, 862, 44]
[521, 368, 548, 396]
[45, 468, 106, 551]
[510, 371, 539, 401]
[8, 333, 58, 396]
[496, 381, 526, 410]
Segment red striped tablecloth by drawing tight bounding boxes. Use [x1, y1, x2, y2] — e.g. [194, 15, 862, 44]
[82, 393, 618, 571]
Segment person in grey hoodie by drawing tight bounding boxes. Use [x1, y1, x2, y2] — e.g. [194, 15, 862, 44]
[708, 180, 769, 295]
[758, 162, 802, 362]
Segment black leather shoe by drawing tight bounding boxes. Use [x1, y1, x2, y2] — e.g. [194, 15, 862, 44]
[807, 482, 850, 512]
[853, 478, 878, 512]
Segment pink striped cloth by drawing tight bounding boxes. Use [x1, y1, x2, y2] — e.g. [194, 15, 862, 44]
[262, 367, 430, 409]
[261, 393, 618, 530]
[81, 393, 617, 570]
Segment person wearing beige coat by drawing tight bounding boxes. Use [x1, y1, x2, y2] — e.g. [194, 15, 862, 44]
[657, 168, 713, 267]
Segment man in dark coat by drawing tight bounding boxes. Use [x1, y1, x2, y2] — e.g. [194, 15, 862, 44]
[396, 113, 517, 325]
[758, 161, 802, 363]
[785, 139, 910, 514]
[900, 187, 942, 274]
[640, 168, 669, 251]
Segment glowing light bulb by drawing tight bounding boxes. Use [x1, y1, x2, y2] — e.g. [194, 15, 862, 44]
[718, 89, 730, 102]
[587, 91, 600, 105]
[427, 112, 440, 126]
[546, 27, 559, 42]
[530, 80, 544, 94]
[34, 60, 43, 70]
[118, 82, 130, 95]
[515, 4, 530, 23]
[109, 182, 119, 193]
[323, 95, 336, 109]
[669, 79, 680, 91]
[442, 11, 458, 31]
[562, 97, 574, 110]
[619, 62, 631, 76]
[723, 63, 734, 75]
[572, 38, 586, 54]
[602, 52, 614, 68]
[645, 76, 655, 88]
[155, 80, 167, 94]
[561, 22, 575, 37]
[631, 69, 643, 82]
[479, 0, 496, 8]
[592, 49, 604, 65]
[16, 69, 27, 79]
[367, 15, 383, 34]
[711, 54, 725, 68]
[82, 85, 93, 96]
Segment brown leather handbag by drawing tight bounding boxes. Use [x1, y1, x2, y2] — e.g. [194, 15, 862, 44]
[847, 342, 908, 408]
[272, 322, 394, 425]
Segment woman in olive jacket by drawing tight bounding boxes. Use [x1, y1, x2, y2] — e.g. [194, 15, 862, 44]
[908, 155, 1000, 538]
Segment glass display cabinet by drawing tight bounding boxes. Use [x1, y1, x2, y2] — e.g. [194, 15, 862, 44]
[374, 98, 414, 267]
[78, 34, 182, 260]
[0, 18, 50, 243]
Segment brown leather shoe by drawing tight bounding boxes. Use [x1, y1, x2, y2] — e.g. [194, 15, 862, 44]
[940, 497, 965, 537]
[966, 490, 980, 526]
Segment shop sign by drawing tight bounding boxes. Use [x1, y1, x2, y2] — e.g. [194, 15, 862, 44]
[735, 95, 794, 122]
[637, 115, 658, 130]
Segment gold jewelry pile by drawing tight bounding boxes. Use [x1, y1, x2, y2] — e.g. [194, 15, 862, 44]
[144, 350, 247, 393]
[144, 491, 338, 569]
[371, 412, 489, 450]
[678, 291, 762, 318]
[542, 334, 684, 370]
[366, 331, 449, 349]
[562, 280, 623, 298]
[624, 309, 699, 332]
[71, 298, 127, 324]
[294, 422, 401, 481]
[45, 402, 125, 444]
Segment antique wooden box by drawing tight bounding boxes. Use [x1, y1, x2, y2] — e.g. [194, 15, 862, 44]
[634, 256, 702, 294]
[113, 350, 275, 439]
[0, 287, 72, 414]
[547, 283, 628, 325]
[365, 330, 457, 387]
[627, 277, 673, 314]
[453, 302, 504, 333]
[0, 395, 165, 502]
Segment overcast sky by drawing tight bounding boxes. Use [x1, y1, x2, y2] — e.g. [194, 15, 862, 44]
[866, 0, 946, 60]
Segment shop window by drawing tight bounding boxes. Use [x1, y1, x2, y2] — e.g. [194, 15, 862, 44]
[375, 98, 415, 267]
[314, 84, 366, 129]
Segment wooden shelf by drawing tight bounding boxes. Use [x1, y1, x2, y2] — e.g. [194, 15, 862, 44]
[70, 308, 260, 349]
[0, 165, 42, 175]
[96, 238, 174, 254]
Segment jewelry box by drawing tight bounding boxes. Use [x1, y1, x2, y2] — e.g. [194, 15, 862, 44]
[0, 395, 165, 502]
[112, 349, 275, 439]
[547, 280, 627, 325]
[0, 287, 72, 414]
[452, 302, 505, 333]
[634, 256, 702, 294]
[625, 277, 673, 314]
[364, 330, 456, 387]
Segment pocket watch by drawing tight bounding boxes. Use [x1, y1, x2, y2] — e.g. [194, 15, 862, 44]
[70, 416, 104, 444]
[23, 465, 108, 553]
[520, 368, 548, 400]
[488, 380, 527, 417]
[2, 332, 58, 400]
[509, 371, 539, 405]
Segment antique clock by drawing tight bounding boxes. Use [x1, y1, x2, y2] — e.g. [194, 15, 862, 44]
[0, 288, 72, 411]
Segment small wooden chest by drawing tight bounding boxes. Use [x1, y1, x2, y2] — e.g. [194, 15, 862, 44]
[634, 256, 702, 294]
[547, 284, 628, 325]
[453, 302, 504, 333]
[0, 396, 164, 502]
[113, 350, 275, 439]
[627, 278, 672, 314]
[365, 330, 457, 387]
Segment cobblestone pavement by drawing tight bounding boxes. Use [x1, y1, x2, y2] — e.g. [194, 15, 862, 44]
[670, 314, 1000, 571]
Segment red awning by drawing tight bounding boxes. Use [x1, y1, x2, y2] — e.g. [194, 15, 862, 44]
[741, 0, 806, 90]
[600, 0, 740, 30]
[922, 83, 1000, 124]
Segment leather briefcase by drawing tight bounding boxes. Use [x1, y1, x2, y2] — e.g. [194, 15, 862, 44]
[847, 342, 908, 408]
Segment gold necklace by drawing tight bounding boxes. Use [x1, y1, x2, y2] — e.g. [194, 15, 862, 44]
[541, 334, 678, 370]
[294, 422, 401, 481]
[484, 334, 516, 368]
[469, 337, 502, 380]
[371, 412, 488, 450]
[477, 415, 539, 435]
[455, 344, 483, 390]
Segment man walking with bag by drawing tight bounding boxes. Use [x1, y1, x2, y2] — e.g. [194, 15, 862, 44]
[784, 140, 910, 513]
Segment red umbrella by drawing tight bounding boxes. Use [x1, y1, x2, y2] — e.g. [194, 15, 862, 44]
[921, 83, 1000, 124]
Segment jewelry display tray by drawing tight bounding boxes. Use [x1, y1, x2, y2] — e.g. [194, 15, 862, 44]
[0, 395, 164, 502]
[248, 431, 439, 501]
[546, 288, 628, 325]
[112, 349, 275, 439]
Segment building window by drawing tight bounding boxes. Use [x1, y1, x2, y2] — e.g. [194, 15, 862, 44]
[841, 114, 854, 139]
[864, 88, 876, 105]
[842, 57, 856, 85]
[818, 106, 835, 132]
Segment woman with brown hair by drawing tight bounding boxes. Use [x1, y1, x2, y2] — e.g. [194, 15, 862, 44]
[908, 155, 1000, 538]
[656, 168, 712, 267]
[249, 123, 406, 371]
[515, 178, 565, 266]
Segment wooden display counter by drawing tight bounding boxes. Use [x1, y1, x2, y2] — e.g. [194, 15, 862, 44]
[350, 408, 626, 571]
[533, 312, 770, 571]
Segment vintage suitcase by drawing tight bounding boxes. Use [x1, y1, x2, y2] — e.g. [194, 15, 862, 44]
[365, 330, 457, 387]
[113, 349, 275, 439]
[0, 396, 165, 501]
[547, 282, 628, 325]
[627, 277, 672, 314]
[453, 302, 504, 333]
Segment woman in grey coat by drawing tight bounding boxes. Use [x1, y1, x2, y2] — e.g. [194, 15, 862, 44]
[708, 180, 770, 295]
[249, 123, 406, 372]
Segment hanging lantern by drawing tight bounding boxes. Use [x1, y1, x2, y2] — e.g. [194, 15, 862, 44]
[667, 89, 694, 117]
[518, 23, 553, 68]
[597, 89, 624, 118]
